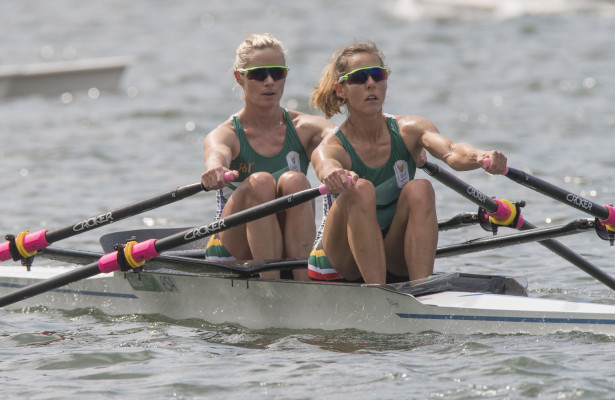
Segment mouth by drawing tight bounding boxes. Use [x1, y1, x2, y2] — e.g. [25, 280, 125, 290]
[365, 94, 378, 101]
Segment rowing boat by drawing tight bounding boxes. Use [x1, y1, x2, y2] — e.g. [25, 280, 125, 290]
[3, 251, 615, 335]
[2, 163, 615, 336]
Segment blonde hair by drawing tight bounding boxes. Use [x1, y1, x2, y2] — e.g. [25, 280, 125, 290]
[234, 33, 286, 70]
[310, 42, 386, 119]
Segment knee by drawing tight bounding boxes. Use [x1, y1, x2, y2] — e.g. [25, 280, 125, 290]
[347, 178, 377, 209]
[401, 179, 435, 209]
[244, 172, 277, 202]
[277, 171, 310, 195]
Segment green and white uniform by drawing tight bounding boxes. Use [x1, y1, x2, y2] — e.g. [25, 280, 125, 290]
[308, 114, 416, 280]
[205, 108, 309, 261]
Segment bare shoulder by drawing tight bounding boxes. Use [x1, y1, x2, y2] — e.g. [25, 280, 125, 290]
[321, 129, 343, 146]
[204, 118, 239, 150]
[287, 109, 335, 134]
[395, 115, 439, 134]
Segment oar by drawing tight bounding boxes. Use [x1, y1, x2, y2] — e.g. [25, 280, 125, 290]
[436, 218, 594, 257]
[420, 161, 615, 291]
[37, 218, 594, 275]
[502, 166, 615, 239]
[0, 184, 328, 307]
[0, 172, 234, 263]
[38, 246, 309, 277]
[35, 212, 483, 268]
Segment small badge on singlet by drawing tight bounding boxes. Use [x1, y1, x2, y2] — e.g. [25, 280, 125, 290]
[286, 151, 301, 171]
[394, 160, 410, 188]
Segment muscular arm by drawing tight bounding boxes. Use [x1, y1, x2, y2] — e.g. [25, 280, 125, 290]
[397, 115, 507, 174]
[201, 124, 240, 190]
[311, 133, 357, 193]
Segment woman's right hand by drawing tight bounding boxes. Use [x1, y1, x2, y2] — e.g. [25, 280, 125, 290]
[201, 167, 237, 190]
[322, 168, 358, 194]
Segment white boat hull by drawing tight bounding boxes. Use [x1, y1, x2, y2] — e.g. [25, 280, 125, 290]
[2, 265, 615, 335]
[0, 57, 131, 98]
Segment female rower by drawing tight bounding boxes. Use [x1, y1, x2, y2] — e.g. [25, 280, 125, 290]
[200, 33, 333, 280]
[308, 42, 507, 285]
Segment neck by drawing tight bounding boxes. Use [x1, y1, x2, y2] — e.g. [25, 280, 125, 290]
[238, 106, 285, 130]
[343, 112, 386, 141]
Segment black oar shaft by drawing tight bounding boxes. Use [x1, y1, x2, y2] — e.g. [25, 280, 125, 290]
[420, 161, 615, 291]
[505, 167, 610, 220]
[152, 186, 324, 253]
[519, 220, 615, 289]
[0, 185, 326, 307]
[0, 263, 101, 307]
[45, 183, 205, 243]
[421, 162, 499, 212]
[436, 219, 593, 257]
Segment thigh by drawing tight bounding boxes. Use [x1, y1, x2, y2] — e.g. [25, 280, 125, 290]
[219, 173, 277, 259]
[384, 180, 435, 272]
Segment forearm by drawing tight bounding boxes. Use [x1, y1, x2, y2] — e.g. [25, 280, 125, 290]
[204, 150, 231, 171]
[440, 143, 485, 171]
[440, 143, 507, 174]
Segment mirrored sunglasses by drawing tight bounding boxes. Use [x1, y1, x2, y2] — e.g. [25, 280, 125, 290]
[338, 66, 390, 85]
[237, 66, 289, 81]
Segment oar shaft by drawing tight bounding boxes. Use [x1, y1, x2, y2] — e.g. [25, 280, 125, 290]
[1, 173, 234, 262]
[420, 162, 499, 212]
[420, 161, 615, 291]
[0, 263, 101, 307]
[0, 184, 327, 307]
[45, 183, 205, 243]
[505, 167, 611, 221]
[153, 186, 326, 253]
[436, 219, 592, 257]
[519, 220, 615, 290]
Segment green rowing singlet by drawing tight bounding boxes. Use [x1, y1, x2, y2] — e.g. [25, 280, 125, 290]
[334, 113, 416, 232]
[220, 108, 309, 203]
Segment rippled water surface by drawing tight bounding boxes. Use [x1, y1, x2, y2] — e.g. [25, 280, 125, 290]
[2, 0, 615, 398]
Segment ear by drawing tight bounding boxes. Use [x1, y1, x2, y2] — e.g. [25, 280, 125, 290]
[233, 70, 244, 86]
[334, 82, 345, 100]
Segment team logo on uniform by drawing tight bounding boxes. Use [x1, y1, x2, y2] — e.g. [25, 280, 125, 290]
[286, 151, 301, 171]
[394, 160, 409, 188]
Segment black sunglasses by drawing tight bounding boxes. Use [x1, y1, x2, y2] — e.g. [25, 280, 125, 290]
[237, 66, 290, 81]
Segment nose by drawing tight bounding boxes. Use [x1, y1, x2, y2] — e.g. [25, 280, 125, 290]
[263, 71, 275, 83]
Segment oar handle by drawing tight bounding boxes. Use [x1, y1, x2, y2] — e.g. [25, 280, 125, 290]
[0, 172, 235, 263]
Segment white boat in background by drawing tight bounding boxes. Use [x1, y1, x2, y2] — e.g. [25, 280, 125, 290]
[0, 56, 132, 99]
[391, 0, 611, 19]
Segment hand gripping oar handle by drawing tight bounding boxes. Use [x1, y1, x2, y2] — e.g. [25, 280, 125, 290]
[419, 161, 615, 291]
[0, 184, 329, 307]
[0, 172, 235, 263]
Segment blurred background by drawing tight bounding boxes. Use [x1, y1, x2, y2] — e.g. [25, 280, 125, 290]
[1, 0, 614, 271]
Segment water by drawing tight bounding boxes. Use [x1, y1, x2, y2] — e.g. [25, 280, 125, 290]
[2, 0, 615, 398]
